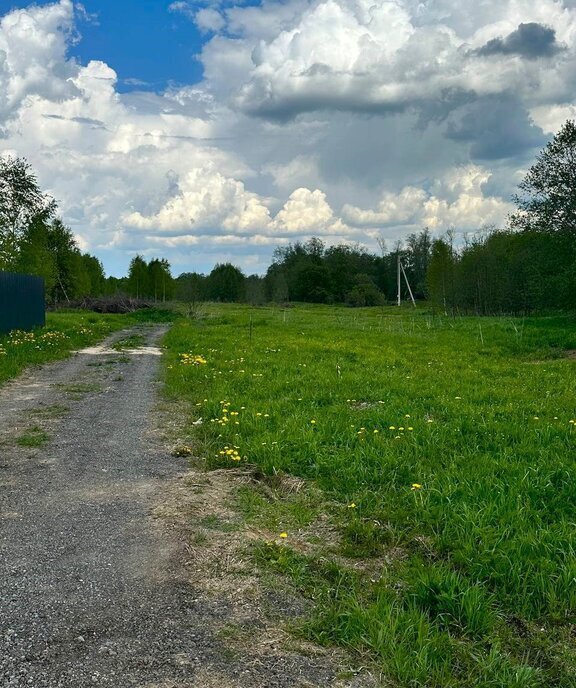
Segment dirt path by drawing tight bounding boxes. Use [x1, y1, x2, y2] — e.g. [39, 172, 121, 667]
[0, 326, 365, 688]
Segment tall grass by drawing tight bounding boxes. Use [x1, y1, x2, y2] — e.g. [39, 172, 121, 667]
[163, 304, 576, 686]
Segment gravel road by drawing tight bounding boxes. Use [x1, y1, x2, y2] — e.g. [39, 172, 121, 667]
[0, 326, 350, 688]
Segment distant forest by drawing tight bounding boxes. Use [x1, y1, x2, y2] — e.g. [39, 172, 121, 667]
[2, 120, 576, 314]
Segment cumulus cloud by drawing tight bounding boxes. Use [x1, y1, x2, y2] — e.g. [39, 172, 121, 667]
[170, 1, 225, 32]
[196, 0, 576, 123]
[421, 167, 515, 230]
[1, 0, 576, 276]
[270, 187, 348, 235]
[195, 8, 226, 33]
[125, 181, 349, 239]
[342, 187, 428, 227]
[0, 0, 78, 123]
[476, 22, 563, 59]
[445, 94, 547, 160]
[530, 102, 576, 133]
[343, 166, 514, 231]
[123, 166, 272, 235]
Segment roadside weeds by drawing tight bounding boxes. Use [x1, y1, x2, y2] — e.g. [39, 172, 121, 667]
[154, 400, 381, 688]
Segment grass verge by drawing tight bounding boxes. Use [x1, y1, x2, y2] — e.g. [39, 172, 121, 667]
[0, 307, 174, 386]
[162, 303, 576, 687]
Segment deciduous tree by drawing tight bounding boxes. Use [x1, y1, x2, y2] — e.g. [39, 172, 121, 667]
[0, 156, 56, 269]
[510, 119, 576, 233]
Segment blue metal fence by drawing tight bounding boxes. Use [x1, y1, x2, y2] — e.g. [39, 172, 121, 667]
[0, 271, 45, 335]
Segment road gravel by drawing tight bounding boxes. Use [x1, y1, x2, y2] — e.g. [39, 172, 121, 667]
[0, 326, 345, 687]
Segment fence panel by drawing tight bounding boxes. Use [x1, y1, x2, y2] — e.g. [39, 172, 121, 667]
[0, 272, 45, 335]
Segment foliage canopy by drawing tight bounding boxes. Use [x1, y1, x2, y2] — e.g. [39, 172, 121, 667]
[511, 119, 576, 233]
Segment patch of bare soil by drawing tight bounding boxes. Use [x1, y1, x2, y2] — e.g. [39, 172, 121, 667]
[525, 349, 576, 364]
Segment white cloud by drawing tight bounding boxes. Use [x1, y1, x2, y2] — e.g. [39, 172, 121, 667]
[196, 0, 576, 121]
[530, 103, 576, 133]
[1, 0, 575, 277]
[196, 8, 226, 33]
[124, 180, 349, 239]
[168, 2, 194, 19]
[343, 166, 514, 231]
[0, 0, 77, 122]
[123, 165, 272, 234]
[270, 187, 348, 235]
[342, 187, 428, 227]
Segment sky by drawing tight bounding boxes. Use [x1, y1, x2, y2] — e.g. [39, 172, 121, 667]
[0, 0, 575, 277]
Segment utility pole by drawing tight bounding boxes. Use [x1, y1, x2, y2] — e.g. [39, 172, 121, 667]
[397, 252, 401, 307]
[397, 253, 416, 308]
[401, 260, 417, 307]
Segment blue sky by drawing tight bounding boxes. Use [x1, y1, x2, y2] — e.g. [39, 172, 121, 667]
[0, 0, 205, 90]
[0, 0, 575, 277]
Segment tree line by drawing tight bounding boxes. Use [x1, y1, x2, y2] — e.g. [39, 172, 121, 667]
[179, 120, 576, 314]
[426, 120, 576, 313]
[0, 157, 106, 302]
[3, 119, 576, 313]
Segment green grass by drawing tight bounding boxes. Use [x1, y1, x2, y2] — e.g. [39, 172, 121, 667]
[164, 303, 576, 686]
[29, 404, 70, 418]
[16, 426, 50, 447]
[0, 308, 173, 386]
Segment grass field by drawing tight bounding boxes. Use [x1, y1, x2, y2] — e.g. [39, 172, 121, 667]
[164, 304, 576, 687]
[0, 308, 172, 386]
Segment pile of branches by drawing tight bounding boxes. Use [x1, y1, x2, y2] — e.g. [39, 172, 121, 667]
[56, 296, 153, 314]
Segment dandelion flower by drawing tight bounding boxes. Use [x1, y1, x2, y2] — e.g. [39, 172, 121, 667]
[411, 483, 422, 491]
[347, 503, 357, 509]
[279, 532, 288, 539]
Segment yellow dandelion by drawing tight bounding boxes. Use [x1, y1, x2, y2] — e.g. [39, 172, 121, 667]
[411, 483, 422, 491]
[279, 532, 288, 539]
